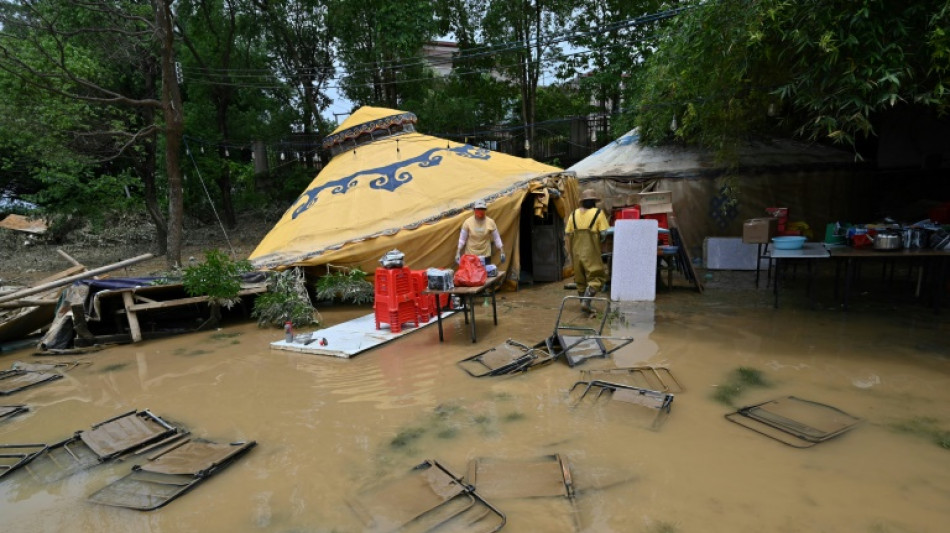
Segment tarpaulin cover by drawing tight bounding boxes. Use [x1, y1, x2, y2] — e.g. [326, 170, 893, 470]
[249, 106, 577, 280]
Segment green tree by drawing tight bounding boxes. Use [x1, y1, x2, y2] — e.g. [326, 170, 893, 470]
[630, 0, 950, 158]
[252, 0, 335, 145]
[0, 0, 187, 265]
[177, 0, 294, 227]
[560, 0, 668, 141]
[329, 0, 440, 108]
[482, 0, 571, 157]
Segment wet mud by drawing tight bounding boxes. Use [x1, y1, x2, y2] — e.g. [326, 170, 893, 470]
[1, 273, 949, 532]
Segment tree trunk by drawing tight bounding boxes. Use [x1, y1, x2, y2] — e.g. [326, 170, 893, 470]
[140, 55, 168, 255]
[156, 0, 184, 268]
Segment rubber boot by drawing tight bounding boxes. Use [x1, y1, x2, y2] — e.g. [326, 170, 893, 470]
[580, 286, 595, 312]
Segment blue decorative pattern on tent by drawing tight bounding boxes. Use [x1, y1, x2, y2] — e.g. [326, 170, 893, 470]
[292, 145, 491, 219]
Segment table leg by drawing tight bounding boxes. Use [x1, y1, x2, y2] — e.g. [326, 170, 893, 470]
[936, 257, 947, 313]
[773, 258, 780, 308]
[668, 257, 673, 291]
[834, 257, 841, 300]
[755, 244, 762, 288]
[806, 259, 816, 308]
[434, 295, 444, 342]
[468, 295, 477, 343]
[843, 257, 853, 311]
[491, 288, 498, 325]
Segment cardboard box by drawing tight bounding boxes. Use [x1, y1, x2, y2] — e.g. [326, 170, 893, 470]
[636, 191, 673, 214]
[742, 218, 778, 244]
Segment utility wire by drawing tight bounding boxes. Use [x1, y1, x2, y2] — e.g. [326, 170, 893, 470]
[179, 7, 685, 85]
[183, 137, 236, 257]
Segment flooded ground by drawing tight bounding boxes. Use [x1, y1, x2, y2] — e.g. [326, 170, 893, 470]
[1, 271, 949, 533]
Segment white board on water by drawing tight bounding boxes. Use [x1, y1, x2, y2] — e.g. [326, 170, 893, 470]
[703, 237, 770, 270]
[611, 219, 659, 301]
[270, 310, 454, 358]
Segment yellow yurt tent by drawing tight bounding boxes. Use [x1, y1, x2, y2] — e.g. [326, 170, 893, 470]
[250, 107, 579, 284]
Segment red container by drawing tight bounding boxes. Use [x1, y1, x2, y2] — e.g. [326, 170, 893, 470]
[615, 206, 641, 221]
[642, 213, 670, 245]
[930, 203, 950, 224]
[374, 267, 414, 308]
[374, 300, 420, 333]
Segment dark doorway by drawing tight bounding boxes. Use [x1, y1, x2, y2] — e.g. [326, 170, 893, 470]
[519, 193, 566, 284]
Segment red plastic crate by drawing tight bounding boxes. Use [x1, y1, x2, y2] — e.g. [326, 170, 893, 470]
[615, 206, 641, 221]
[642, 213, 670, 245]
[374, 300, 420, 333]
[375, 267, 415, 308]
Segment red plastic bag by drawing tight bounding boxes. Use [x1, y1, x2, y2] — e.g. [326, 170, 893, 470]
[454, 254, 487, 287]
[852, 233, 873, 248]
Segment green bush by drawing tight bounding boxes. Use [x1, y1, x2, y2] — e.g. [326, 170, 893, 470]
[314, 267, 373, 304]
[251, 268, 319, 328]
[182, 249, 252, 306]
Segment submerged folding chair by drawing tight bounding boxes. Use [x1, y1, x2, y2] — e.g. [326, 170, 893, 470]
[347, 459, 505, 533]
[580, 366, 684, 393]
[725, 396, 861, 448]
[0, 443, 47, 480]
[458, 339, 554, 377]
[88, 439, 256, 510]
[0, 369, 63, 396]
[538, 297, 634, 367]
[25, 409, 179, 483]
[570, 380, 674, 429]
[0, 404, 29, 422]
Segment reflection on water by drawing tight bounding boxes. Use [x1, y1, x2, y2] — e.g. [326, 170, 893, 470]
[1, 278, 949, 532]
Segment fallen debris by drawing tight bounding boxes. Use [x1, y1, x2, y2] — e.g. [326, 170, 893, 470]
[0, 368, 63, 396]
[579, 366, 684, 393]
[0, 444, 47, 481]
[0, 214, 47, 235]
[88, 439, 256, 511]
[0, 405, 28, 422]
[570, 380, 674, 430]
[457, 339, 554, 377]
[347, 459, 505, 532]
[20, 409, 180, 483]
[466, 454, 579, 532]
[725, 396, 862, 448]
[537, 296, 634, 367]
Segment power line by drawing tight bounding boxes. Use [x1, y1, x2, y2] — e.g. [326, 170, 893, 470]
[179, 7, 685, 87]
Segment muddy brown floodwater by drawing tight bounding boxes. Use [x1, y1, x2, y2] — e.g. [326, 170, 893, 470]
[1, 275, 949, 533]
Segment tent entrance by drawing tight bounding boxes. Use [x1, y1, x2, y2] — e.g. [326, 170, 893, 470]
[520, 193, 566, 284]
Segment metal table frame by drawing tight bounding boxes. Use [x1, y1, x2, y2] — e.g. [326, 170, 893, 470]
[830, 247, 950, 311]
[768, 243, 830, 308]
[425, 271, 505, 343]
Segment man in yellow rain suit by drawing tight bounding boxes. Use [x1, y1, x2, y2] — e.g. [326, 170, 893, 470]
[565, 189, 610, 312]
[456, 200, 506, 265]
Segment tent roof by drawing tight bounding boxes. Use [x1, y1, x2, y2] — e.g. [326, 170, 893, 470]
[250, 107, 565, 269]
[568, 129, 855, 179]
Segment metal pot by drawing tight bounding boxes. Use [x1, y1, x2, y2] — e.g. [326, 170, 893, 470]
[902, 228, 929, 249]
[873, 232, 903, 251]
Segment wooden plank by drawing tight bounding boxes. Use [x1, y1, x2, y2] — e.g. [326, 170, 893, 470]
[56, 249, 83, 267]
[0, 299, 59, 310]
[126, 285, 268, 312]
[33, 264, 87, 286]
[0, 254, 154, 305]
[122, 292, 142, 343]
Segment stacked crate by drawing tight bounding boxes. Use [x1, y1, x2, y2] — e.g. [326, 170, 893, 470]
[410, 270, 436, 321]
[374, 267, 420, 333]
[636, 191, 672, 245]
